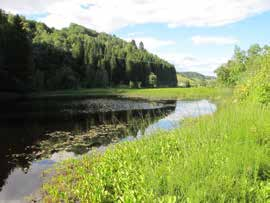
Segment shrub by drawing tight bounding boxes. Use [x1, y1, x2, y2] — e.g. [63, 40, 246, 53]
[129, 81, 136, 88]
[235, 64, 270, 104]
[148, 72, 157, 88]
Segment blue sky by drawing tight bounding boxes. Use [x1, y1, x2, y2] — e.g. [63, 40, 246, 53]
[2, 0, 270, 75]
[114, 12, 270, 75]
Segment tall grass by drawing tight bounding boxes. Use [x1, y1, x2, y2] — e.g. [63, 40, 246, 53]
[42, 102, 270, 202]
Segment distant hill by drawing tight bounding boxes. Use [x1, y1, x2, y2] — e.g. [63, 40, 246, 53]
[177, 72, 216, 87]
[180, 72, 216, 81]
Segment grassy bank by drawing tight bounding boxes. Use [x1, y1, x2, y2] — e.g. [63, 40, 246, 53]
[30, 87, 231, 100]
[42, 102, 270, 202]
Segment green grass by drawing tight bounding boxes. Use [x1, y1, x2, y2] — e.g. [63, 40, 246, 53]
[42, 102, 270, 202]
[30, 87, 231, 100]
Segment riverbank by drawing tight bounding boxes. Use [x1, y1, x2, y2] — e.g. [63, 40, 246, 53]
[40, 92, 270, 202]
[29, 87, 232, 100]
[1, 96, 187, 202]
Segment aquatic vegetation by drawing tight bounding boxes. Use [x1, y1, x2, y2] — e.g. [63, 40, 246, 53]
[34, 124, 128, 158]
[42, 103, 270, 202]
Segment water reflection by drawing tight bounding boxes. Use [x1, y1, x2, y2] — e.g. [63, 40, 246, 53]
[0, 160, 53, 202]
[0, 97, 175, 201]
[143, 100, 216, 135]
[0, 98, 216, 202]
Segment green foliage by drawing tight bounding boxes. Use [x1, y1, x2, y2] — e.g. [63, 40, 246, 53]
[95, 68, 109, 88]
[137, 81, 142, 88]
[236, 60, 270, 104]
[215, 46, 246, 86]
[148, 72, 157, 87]
[31, 87, 231, 100]
[184, 80, 191, 88]
[177, 72, 215, 87]
[139, 41, 144, 50]
[0, 10, 33, 92]
[129, 81, 136, 88]
[42, 103, 270, 202]
[0, 9, 177, 92]
[180, 71, 215, 81]
[216, 44, 270, 104]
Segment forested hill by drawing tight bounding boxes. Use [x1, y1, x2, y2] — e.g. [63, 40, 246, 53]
[180, 72, 215, 81]
[176, 72, 215, 87]
[0, 10, 177, 92]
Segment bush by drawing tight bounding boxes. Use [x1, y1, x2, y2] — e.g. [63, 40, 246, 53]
[148, 72, 157, 88]
[184, 80, 191, 88]
[235, 63, 270, 104]
[137, 81, 142, 88]
[129, 81, 136, 88]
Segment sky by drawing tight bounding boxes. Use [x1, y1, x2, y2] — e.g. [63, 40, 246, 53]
[2, 0, 270, 76]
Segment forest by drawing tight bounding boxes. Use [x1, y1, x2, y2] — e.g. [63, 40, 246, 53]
[0, 9, 177, 93]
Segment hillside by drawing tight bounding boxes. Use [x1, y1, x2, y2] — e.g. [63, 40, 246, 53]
[177, 72, 215, 87]
[0, 10, 177, 92]
[181, 72, 215, 81]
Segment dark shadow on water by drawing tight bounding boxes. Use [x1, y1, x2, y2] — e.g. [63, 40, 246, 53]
[0, 97, 216, 201]
[0, 97, 176, 199]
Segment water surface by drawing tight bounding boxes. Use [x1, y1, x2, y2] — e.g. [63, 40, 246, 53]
[0, 98, 216, 202]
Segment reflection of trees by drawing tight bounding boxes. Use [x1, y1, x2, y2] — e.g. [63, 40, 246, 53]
[123, 106, 177, 137]
[36, 104, 177, 157]
[0, 100, 176, 191]
[0, 125, 39, 190]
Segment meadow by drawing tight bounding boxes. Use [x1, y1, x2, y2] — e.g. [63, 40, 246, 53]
[30, 87, 231, 100]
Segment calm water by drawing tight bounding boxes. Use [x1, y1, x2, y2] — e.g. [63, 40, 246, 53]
[0, 97, 216, 202]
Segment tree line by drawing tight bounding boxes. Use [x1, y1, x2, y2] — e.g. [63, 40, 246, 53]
[0, 9, 177, 92]
[215, 44, 270, 104]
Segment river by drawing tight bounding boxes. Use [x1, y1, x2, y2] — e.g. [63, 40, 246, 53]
[0, 97, 216, 202]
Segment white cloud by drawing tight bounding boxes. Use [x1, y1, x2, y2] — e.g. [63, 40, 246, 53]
[1, 0, 270, 32]
[192, 35, 239, 45]
[127, 32, 144, 37]
[0, 0, 263, 76]
[124, 37, 175, 52]
[157, 52, 230, 76]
